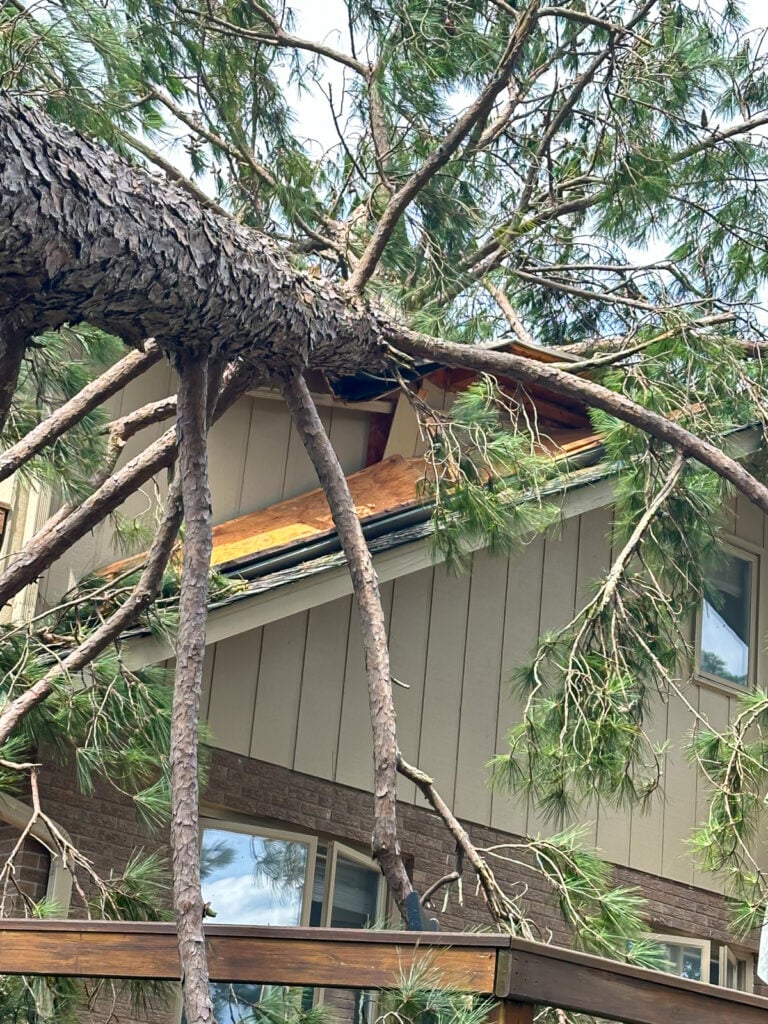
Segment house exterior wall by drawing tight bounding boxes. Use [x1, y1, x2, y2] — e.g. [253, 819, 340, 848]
[22, 746, 765, 1024]
[35, 377, 375, 610]
[199, 497, 768, 892]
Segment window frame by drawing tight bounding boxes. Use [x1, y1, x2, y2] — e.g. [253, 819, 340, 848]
[695, 542, 759, 693]
[322, 840, 386, 928]
[199, 815, 318, 927]
[186, 815, 385, 1024]
[651, 932, 754, 992]
[652, 933, 711, 983]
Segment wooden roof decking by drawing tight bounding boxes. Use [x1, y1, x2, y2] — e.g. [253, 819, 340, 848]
[103, 417, 601, 578]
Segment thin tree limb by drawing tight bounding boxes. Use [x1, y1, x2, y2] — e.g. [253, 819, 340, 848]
[0, 480, 183, 745]
[279, 370, 412, 916]
[0, 341, 161, 484]
[346, 1, 542, 294]
[397, 755, 525, 932]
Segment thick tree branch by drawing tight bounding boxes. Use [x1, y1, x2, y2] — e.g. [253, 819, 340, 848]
[278, 370, 413, 917]
[170, 351, 215, 1024]
[0, 481, 183, 746]
[0, 340, 161, 484]
[389, 329, 768, 515]
[0, 322, 28, 437]
[0, 97, 389, 374]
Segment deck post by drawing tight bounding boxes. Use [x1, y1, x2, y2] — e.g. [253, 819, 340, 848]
[488, 1000, 535, 1024]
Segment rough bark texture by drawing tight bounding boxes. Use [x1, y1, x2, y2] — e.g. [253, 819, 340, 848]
[0, 322, 28, 436]
[391, 329, 768, 515]
[5, 95, 768, 530]
[0, 97, 387, 375]
[0, 481, 183, 745]
[279, 371, 413, 917]
[0, 340, 161, 483]
[170, 352, 214, 1024]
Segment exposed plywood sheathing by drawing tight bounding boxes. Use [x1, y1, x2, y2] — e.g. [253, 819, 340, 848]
[103, 421, 601, 578]
[209, 456, 426, 568]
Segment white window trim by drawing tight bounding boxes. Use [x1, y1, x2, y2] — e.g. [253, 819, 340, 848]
[323, 841, 385, 928]
[652, 932, 711, 983]
[652, 932, 754, 992]
[0, 792, 73, 912]
[695, 543, 759, 693]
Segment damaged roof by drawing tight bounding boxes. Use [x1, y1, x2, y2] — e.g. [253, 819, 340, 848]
[103, 340, 604, 587]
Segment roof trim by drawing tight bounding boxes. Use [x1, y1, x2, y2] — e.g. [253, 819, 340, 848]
[123, 424, 762, 668]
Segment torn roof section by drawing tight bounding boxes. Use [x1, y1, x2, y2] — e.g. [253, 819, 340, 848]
[103, 342, 603, 583]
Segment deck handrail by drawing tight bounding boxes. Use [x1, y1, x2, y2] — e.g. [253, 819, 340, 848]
[0, 920, 765, 1024]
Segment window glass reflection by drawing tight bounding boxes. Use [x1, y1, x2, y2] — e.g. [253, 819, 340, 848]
[700, 552, 752, 686]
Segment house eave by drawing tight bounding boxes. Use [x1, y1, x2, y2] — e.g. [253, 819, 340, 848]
[123, 423, 763, 669]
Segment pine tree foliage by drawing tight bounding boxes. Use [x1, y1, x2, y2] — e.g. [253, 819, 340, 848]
[4, 0, 768, 1017]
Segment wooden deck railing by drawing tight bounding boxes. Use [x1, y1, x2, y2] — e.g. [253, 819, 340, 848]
[0, 920, 766, 1024]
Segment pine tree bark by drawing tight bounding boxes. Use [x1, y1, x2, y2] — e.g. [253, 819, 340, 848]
[170, 350, 215, 1024]
[0, 322, 28, 436]
[279, 371, 413, 917]
[0, 97, 388, 376]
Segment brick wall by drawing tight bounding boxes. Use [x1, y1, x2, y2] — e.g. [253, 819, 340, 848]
[0, 824, 50, 914]
[8, 746, 763, 1019]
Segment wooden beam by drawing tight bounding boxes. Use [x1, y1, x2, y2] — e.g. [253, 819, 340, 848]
[496, 939, 768, 1024]
[0, 922, 497, 992]
[488, 1002, 534, 1024]
[1, 921, 768, 1024]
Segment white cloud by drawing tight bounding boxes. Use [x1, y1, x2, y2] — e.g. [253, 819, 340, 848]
[203, 874, 303, 926]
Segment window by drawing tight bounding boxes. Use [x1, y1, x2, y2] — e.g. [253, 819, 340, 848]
[697, 548, 757, 689]
[197, 819, 383, 1024]
[653, 934, 753, 992]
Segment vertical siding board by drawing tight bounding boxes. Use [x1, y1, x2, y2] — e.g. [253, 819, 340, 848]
[388, 568, 434, 803]
[626, 697, 668, 875]
[250, 611, 309, 768]
[734, 494, 764, 548]
[383, 394, 421, 460]
[594, 509, 632, 865]
[525, 517, 580, 837]
[454, 549, 509, 824]
[574, 506, 614, 609]
[417, 566, 471, 810]
[328, 408, 371, 479]
[208, 399, 253, 524]
[660, 691, 699, 883]
[206, 629, 262, 756]
[335, 583, 395, 791]
[574, 507, 615, 848]
[693, 686, 730, 893]
[282, 406, 333, 501]
[293, 597, 354, 781]
[239, 398, 293, 514]
[200, 646, 217, 725]
[490, 535, 546, 836]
